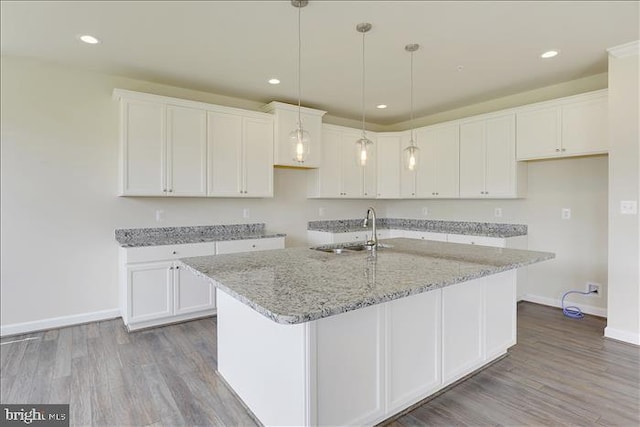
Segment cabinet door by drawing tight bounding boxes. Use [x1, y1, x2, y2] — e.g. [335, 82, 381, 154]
[562, 95, 607, 156]
[121, 99, 165, 195]
[442, 278, 484, 384]
[402, 230, 448, 242]
[317, 127, 343, 197]
[375, 134, 401, 198]
[434, 125, 460, 198]
[127, 262, 173, 323]
[516, 106, 561, 160]
[485, 270, 517, 360]
[174, 264, 215, 315]
[415, 128, 437, 198]
[447, 234, 506, 247]
[167, 105, 207, 196]
[341, 130, 365, 198]
[387, 290, 441, 411]
[485, 114, 516, 197]
[363, 135, 377, 198]
[216, 237, 285, 255]
[459, 121, 486, 198]
[207, 112, 243, 196]
[243, 117, 274, 197]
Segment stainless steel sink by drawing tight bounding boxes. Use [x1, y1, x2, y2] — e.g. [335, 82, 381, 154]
[311, 242, 392, 254]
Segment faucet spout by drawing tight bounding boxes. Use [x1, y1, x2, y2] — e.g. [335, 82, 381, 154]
[364, 207, 378, 248]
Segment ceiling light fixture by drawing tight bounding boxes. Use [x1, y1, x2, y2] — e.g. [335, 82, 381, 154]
[79, 34, 100, 44]
[541, 50, 559, 59]
[355, 22, 373, 167]
[403, 43, 420, 171]
[268, 78, 281, 85]
[288, 0, 311, 164]
[376, 104, 387, 109]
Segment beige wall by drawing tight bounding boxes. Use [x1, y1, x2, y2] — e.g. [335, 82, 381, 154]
[0, 54, 611, 332]
[605, 42, 640, 345]
[384, 156, 609, 314]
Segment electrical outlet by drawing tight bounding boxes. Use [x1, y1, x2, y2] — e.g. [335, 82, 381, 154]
[242, 208, 250, 219]
[494, 207, 502, 218]
[422, 207, 429, 216]
[319, 207, 325, 217]
[586, 282, 601, 297]
[562, 208, 571, 220]
[620, 200, 638, 215]
[155, 210, 164, 222]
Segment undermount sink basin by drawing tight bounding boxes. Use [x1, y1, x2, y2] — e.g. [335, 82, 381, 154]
[311, 242, 393, 254]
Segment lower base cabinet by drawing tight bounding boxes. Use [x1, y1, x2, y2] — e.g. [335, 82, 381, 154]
[217, 269, 518, 426]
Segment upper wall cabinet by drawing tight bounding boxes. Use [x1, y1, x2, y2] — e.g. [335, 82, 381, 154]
[117, 98, 207, 196]
[516, 90, 607, 160]
[376, 133, 402, 199]
[308, 124, 376, 198]
[262, 102, 326, 168]
[460, 113, 527, 198]
[114, 89, 273, 198]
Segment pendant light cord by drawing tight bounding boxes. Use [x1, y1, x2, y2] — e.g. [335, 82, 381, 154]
[410, 49, 415, 144]
[296, 4, 302, 126]
[361, 30, 366, 138]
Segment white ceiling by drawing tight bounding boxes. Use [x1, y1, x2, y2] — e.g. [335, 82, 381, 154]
[1, 1, 638, 125]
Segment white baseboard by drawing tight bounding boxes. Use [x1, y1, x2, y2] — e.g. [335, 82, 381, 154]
[0, 308, 121, 337]
[604, 327, 640, 345]
[521, 294, 608, 318]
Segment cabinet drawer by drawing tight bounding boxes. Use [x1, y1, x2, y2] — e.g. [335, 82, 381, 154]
[446, 234, 506, 248]
[123, 241, 218, 263]
[332, 231, 369, 244]
[402, 230, 448, 242]
[216, 237, 284, 255]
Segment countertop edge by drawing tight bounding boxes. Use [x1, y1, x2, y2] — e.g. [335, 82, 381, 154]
[117, 233, 287, 248]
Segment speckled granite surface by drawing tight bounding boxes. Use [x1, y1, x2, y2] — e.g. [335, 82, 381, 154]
[181, 238, 553, 324]
[115, 224, 285, 247]
[308, 218, 527, 238]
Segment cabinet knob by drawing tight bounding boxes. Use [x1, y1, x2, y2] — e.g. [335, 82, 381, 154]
[412, 193, 415, 196]
[163, 189, 167, 192]
[168, 189, 173, 193]
[176, 266, 180, 269]
[252, 244, 256, 248]
[172, 251, 177, 255]
[169, 266, 174, 270]
[364, 193, 368, 196]
[561, 148, 566, 152]
[377, 193, 381, 196]
[555, 148, 560, 152]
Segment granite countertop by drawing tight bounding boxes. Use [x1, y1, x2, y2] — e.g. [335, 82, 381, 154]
[115, 223, 285, 248]
[180, 238, 554, 325]
[308, 218, 527, 238]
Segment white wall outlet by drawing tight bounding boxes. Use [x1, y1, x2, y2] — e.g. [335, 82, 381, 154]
[319, 207, 325, 217]
[155, 210, 164, 222]
[561, 208, 571, 220]
[586, 282, 601, 297]
[422, 207, 429, 216]
[242, 208, 250, 219]
[494, 207, 502, 218]
[620, 200, 638, 215]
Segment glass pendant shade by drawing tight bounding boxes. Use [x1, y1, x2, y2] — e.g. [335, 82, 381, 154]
[403, 142, 420, 171]
[289, 124, 311, 163]
[356, 135, 373, 167]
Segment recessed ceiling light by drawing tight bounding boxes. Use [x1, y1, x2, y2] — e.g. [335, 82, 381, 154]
[541, 50, 559, 59]
[456, 65, 464, 71]
[268, 78, 280, 85]
[376, 104, 387, 109]
[79, 34, 100, 44]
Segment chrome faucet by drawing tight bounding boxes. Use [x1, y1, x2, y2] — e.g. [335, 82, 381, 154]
[363, 207, 378, 248]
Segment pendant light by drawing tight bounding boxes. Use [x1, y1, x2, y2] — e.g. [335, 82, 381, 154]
[289, 0, 311, 164]
[355, 22, 373, 167]
[403, 43, 420, 171]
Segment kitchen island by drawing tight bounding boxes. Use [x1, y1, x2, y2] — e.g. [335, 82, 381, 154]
[181, 238, 554, 426]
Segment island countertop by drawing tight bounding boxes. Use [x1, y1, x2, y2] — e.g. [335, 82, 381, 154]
[180, 238, 554, 325]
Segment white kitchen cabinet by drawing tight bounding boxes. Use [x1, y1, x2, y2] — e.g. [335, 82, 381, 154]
[174, 263, 216, 316]
[117, 98, 207, 197]
[484, 270, 517, 360]
[516, 90, 607, 160]
[460, 113, 526, 198]
[442, 278, 484, 384]
[207, 112, 274, 197]
[376, 133, 402, 198]
[416, 124, 460, 198]
[126, 261, 174, 323]
[308, 124, 376, 198]
[402, 230, 448, 242]
[447, 233, 506, 247]
[262, 101, 326, 168]
[216, 237, 285, 254]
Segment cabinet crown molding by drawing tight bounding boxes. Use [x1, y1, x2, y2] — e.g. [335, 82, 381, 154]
[607, 40, 640, 58]
[261, 101, 327, 117]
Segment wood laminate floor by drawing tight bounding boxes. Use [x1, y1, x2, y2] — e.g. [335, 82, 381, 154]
[1, 302, 638, 426]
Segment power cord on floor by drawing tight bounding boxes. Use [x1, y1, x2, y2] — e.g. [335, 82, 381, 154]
[561, 289, 597, 319]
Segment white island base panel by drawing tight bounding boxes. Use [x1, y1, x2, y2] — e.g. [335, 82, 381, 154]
[216, 269, 517, 427]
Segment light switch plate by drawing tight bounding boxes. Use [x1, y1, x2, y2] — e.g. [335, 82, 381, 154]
[562, 208, 571, 220]
[155, 210, 164, 222]
[422, 207, 429, 216]
[243, 208, 250, 219]
[494, 207, 502, 218]
[620, 200, 638, 215]
[319, 207, 325, 217]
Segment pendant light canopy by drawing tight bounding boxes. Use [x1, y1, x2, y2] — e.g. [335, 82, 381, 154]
[403, 43, 420, 171]
[288, 0, 311, 164]
[355, 22, 373, 167]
